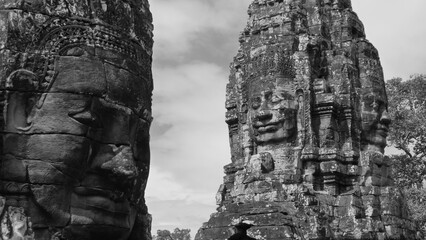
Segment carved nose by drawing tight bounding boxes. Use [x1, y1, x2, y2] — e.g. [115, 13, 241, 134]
[379, 110, 391, 125]
[256, 110, 272, 121]
[101, 145, 138, 180]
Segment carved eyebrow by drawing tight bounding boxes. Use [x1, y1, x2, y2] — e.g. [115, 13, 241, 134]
[264, 91, 272, 97]
[274, 91, 294, 99]
[251, 95, 262, 101]
[271, 93, 284, 101]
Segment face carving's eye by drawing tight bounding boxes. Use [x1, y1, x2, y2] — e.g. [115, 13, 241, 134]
[371, 101, 379, 111]
[69, 110, 103, 129]
[368, 99, 386, 113]
[271, 94, 282, 103]
[252, 97, 261, 109]
[265, 91, 272, 101]
[282, 108, 296, 119]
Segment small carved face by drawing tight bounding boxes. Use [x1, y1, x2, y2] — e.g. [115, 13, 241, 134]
[250, 89, 298, 144]
[2, 48, 151, 239]
[361, 91, 391, 152]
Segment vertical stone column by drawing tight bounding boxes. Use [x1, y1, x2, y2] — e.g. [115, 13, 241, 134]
[0, 1, 154, 239]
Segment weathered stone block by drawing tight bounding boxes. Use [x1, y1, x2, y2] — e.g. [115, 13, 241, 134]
[105, 62, 150, 111]
[30, 184, 71, 227]
[3, 134, 90, 167]
[24, 93, 91, 135]
[247, 225, 300, 240]
[385, 225, 403, 239]
[27, 160, 74, 185]
[195, 227, 231, 240]
[334, 205, 364, 218]
[336, 194, 363, 208]
[0, 156, 27, 182]
[51, 56, 107, 95]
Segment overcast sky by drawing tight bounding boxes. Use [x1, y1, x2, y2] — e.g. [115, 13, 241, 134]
[146, 0, 426, 237]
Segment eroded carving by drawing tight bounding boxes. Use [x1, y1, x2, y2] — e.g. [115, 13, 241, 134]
[360, 85, 391, 153]
[250, 87, 298, 145]
[196, 0, 417, 239]
[1, 1, 153, 240]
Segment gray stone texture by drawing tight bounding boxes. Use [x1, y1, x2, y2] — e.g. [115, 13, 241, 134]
[0, 0, 153, 239]
[196, 0, 418, 239]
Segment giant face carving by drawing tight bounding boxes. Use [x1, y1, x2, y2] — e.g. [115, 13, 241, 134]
[360, 85, 391, 153]
[2, 47, 151, 240]
[250, 88, 298, 144]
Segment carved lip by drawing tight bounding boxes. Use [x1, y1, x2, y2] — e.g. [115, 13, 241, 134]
[74, 186, 125, 200]
[257, 125, 279, 133]
[73, 187, 130, 214]
[254, 121, 283, 133]
[376, 125, 389, 137]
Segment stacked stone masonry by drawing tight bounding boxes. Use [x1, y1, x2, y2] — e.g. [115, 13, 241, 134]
[196, 0, 418, 239]
[0, 0, 153, 239]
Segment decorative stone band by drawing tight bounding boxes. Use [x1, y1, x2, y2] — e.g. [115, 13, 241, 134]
[1, 16, 153, 125]
[27, 17, 153, 95]
[0, 181, 31, 195]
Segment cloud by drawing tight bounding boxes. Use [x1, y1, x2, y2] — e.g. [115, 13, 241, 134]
[146, 167, 214, 203]
[150, 0, 250, 66]
[148, 198, 214, 238]
[148, 0, 251, 230]
[146, 167, 218, 236]
[150, 62, 231, 192]
[352, 0, 426, 79]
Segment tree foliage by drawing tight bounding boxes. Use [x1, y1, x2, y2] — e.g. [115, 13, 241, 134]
[386, 75, 426, 188]
[405, 187, 426, 234]
[386, 74, 426, 237]
[153, 228, 191, 240]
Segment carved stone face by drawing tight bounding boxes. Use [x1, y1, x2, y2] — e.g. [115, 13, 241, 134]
[2, 48, 150, 239]
[360, 87, 391, 153]
[250, 89, 298, 144]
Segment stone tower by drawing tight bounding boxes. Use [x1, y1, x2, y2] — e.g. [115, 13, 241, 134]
[0, 1, 153, 239]
[196, 0, 417, 239]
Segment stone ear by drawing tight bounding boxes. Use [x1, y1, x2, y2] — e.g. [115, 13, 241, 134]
[5, 69, 39, 132]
